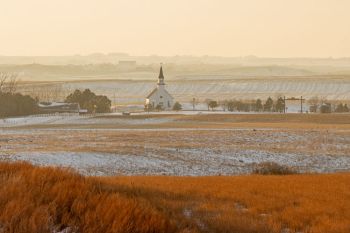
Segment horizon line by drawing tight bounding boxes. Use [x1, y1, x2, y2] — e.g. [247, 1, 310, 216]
[0, 53, 349, 60]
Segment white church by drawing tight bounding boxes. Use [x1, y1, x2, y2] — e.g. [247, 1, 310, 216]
[145, 66, 174, 110]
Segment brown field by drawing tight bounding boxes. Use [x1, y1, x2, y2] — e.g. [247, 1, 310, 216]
[10, 113, 350, 130]
[0, 162, 349, 233]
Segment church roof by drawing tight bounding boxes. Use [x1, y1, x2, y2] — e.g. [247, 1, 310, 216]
[146, 87, 158, 98]
[146, 87, 174, 99]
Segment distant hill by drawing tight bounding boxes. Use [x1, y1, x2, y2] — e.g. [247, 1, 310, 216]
[0, 54, 350, 66]
[0, 57, 350, 81]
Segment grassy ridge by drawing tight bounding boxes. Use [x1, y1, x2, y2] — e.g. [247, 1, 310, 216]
[0, 162, 349, 233]
[0, 163, 175, 233]
[102, 174, 350, 233]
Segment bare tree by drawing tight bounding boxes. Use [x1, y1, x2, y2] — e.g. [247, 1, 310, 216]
[205, 99, 212, 111]
[7, 76, 18, 94]
[218, 100, 228, 111]
[0, 73, 9, 92]
[25, 83, 67, 102]
[191, 97, 199, 111]
[0, 73, 18, 94]
[308, 96, 320, 106]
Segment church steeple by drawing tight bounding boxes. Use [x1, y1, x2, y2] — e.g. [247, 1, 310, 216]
[157, 65, 165, 85]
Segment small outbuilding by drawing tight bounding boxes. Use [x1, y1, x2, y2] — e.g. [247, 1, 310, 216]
[38, 102, 80, 114]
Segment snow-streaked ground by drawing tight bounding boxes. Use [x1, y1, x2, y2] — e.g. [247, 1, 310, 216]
[0, 110, 315, 128]
[1, 149, 349, 176]
[0, 150, 350, 176]
[0, 113, 176, 127]
[1, 122, 349, 176]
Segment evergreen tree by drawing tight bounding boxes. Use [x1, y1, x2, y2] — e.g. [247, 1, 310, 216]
[344, 104, 349, 112]
[65, 89, 111, 113]
[255, 99, 263, 112]
[264, 97, 274, 112]
[335, 103, 344, 112]
[275, 97, 285, 113]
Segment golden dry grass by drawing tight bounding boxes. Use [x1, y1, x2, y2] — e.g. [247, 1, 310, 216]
[0, 162, 349, 233]
[0, 162, 176, 233]
[101, 174, 350, 233]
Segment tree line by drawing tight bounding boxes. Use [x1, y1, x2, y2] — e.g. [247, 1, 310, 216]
[203, 97, 286, 112]
[0, 72, 111, 118]
[0, 73, 39, 118]
[65, 89, 111, 113]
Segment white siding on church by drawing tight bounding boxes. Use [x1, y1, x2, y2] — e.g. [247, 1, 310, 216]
[145, 66, 175, 110]
[146, 86, 174, 110]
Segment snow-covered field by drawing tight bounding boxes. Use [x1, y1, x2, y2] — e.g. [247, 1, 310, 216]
[1, 149, 349, 176]
[19, 77, 350, 109]
[0, 111, 278, 128]
[0, 113, 176, 127]
[0, 109, 320, 128]
[1, 115, 349, 176]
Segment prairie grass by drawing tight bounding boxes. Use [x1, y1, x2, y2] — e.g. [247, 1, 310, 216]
[101, 173, 350, 233]
[0, 162, 349, 233]
[0, 162, 176, 233]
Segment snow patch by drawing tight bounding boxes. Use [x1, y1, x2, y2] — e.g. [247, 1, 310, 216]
[1, 149, 349, 176]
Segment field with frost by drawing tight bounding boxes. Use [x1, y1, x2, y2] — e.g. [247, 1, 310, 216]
[1, 113, 349, 176]
[19, 76, 350, 109]
[63, 77, 350, 103]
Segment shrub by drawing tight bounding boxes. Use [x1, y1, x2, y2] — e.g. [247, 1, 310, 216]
[173, 102, 182, 111]
[253, 162, 297, 175]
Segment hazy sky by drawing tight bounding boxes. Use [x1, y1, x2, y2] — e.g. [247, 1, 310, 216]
[1, 0, 349, 57]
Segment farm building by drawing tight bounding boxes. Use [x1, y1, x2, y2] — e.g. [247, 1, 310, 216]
[38, 102, 81, 114]
[145, 66, 174, 110]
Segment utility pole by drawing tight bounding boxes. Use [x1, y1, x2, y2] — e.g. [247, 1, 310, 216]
[283, 96, 286, 113]
[113, 93, 117, 113]
[301, 96, 303, 113]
